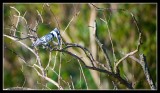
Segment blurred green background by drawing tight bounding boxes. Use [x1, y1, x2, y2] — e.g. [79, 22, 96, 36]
[3, 3, 157, 89]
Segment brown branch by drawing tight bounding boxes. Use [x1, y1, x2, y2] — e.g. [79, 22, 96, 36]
[85, 66, 133, 89]
[50, 43, 133, 89]
[63, 43, 96, 67]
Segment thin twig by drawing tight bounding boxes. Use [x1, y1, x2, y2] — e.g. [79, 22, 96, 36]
[45, 4, 60, 29]
[62, 11, 80, 35]
[49, 67, 70, 88]
[52, 51, 58, 70]
[93, 20, 112, 72]
[70, 75, 75, 90]
[77, 60, 88, 89]
[100, 17, 117, 63]
[45, 51, 52, 70]
[36, 10, 43, 23]
[58, 52, 62, 89]
[10, 6, 20, 36]
[79, 67, 82, 89]
[33, 64, 63, 89]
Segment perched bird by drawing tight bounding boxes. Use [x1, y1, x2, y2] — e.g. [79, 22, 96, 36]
[32, 28, 61, 48]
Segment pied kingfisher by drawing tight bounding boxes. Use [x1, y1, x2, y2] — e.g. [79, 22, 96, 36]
[32, 28, 61, 48]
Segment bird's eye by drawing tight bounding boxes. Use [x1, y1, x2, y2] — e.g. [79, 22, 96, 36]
[57, 32, 60, 35]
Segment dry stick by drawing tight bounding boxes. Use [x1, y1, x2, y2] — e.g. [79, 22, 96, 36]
[52, 51, 58, 70]
[5, 27, 36, 41]
[63, 43, 95, 67]
[61, 43, 108, 70]
[49, 67, 70, 88]
[36, 10, 43, 23]
[139, 54, 156, 90]
[61, 9, 80, 50]
[101, 9, 119, 88]
[89, 3, 97, 64]
[121, 52, 156, 89]
[64, 44, 107, 70]
[45, 4, 60, 29]
[112, 81, 118, 90]
[114, 10, 142, 73]
[90, 21, 113, 88]
[93, 20, 112, 72]
[11, 13, 28, 26]
[45, 51, 52, 70]
[58, 52, 62, 89]
[77, 60, 88, 89]
[102, 10, 117, 60]
[10, 6, 20, 36]
[33, 64, 63, 89]
[86, 66, 133, 89]
[79, 68, 82, 89]
[10, 13, 39, 43]
[62, 11, 80, 35]
[36, 81, 51, 90]
[62, 4, 80, 35]
[67, 82, 72, 90]
[120, 51, 141, 64]
[70, 76, 75, 89]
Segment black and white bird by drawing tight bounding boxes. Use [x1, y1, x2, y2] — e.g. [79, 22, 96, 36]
[32, 28, 61, 48]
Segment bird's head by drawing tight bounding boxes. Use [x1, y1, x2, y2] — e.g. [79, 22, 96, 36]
[50, 28, 61, 46]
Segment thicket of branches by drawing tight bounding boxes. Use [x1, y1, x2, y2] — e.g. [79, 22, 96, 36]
[3, 3, 157, 90]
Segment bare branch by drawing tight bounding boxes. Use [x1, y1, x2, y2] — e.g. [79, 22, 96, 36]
[10, 6, 20, 36]
[77, 60, 88, 89]
[50, 43, 133, 89]
[45, 4, 60, 29]
[62, 11, 80, 35]
[70, 75, 75, 89]
[100, 17, 117, 63]
[33, 64, 63, 89]
[93, 20, 112, 72]
[139, 54, 156, 90]
[36, 10, 43, 23]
